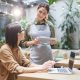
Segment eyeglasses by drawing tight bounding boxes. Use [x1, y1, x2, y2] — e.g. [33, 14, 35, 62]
[20, 28, 25, 32]
[18, 29, 24, 33]
[21, 29, 24, 32]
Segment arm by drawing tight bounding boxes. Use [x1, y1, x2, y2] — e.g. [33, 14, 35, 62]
[17, 60, 55, 73]
[24, 24, 40, 46]
[24, 39, 40, 46]
[47, 21, 55, 38]
[47, 21, 57, 46]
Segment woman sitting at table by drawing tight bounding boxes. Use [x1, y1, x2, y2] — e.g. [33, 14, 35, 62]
[0, 22, 55, 80]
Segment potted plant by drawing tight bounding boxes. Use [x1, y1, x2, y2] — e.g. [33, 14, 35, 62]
[59, 0, 80, 49]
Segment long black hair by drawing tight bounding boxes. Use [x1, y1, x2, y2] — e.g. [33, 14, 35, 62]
[5, 22, 21, 48]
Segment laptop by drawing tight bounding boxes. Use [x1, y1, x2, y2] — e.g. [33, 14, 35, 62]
[48, 52, 75, 74]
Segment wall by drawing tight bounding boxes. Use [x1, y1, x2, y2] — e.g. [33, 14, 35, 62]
[25, 5, 37, 23]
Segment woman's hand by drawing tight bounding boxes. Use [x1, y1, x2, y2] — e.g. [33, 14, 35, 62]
[32, 38, 40, 45]
[41, 60, 55, 70]
[49, 38, 57, 45]
[24, 38, 40, 46]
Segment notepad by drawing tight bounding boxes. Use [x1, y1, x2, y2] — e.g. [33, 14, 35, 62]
[38, 36, 50, 44]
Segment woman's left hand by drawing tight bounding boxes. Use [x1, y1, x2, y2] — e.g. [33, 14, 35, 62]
[49, 38, 57, 45]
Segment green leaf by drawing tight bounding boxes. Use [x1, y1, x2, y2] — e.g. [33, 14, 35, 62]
[59, 0, 80, 49]
[48, 0, 56, 5]
[20, 17, 27, 29]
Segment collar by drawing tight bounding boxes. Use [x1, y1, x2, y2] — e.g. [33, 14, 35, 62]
[34, 19, 47, 25]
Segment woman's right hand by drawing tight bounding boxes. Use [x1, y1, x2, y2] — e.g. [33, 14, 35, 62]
[41, 60, 55, 70]
[24, 38, 40, 46]
[32, 38, 40, 45]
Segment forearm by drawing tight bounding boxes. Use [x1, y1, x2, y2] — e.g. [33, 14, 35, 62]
[24, 41, 34, 46]
[24, 66, 44, 73]
[16, 61, 55, 73]
[16, 65, 44, 73]
[24, 39, 38, 46]
[27, 41, 34, 46]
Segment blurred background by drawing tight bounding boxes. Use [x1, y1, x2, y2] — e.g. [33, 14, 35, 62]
[0, 0, 80, 50]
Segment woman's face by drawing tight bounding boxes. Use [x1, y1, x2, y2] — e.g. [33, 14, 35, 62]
[18, 31, 25, 43]
[36, 7, 48, 21]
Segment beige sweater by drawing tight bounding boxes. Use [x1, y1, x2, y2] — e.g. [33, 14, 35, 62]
[0, 44, 30, 80]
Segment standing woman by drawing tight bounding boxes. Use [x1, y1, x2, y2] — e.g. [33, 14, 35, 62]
[0, 22, 55, 80]
[25, 3, 57, 64]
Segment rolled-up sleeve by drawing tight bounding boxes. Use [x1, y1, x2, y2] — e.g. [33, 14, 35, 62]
[19, 47, 30, 67]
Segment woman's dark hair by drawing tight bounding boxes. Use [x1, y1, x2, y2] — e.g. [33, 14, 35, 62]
[37, 3, 49, 13]
[5, 22, 21, 48]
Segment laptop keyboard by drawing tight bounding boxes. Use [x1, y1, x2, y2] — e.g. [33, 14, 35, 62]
[48, 68, 72, 74]
[57, 68, 68, 73]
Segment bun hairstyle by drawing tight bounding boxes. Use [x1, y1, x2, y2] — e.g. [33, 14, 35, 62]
[37, 3, 49, 13]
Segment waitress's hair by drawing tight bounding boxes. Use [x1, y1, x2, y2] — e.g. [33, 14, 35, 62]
[5, 22, 21, 48]
[37, 3, 49, 13]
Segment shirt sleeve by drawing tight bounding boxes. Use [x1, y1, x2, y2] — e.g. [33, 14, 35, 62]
[0, 48, 29, 74]
[47, 21, 55, 38]
[25, 24, 31, 41]
[19, 47, 30, 67]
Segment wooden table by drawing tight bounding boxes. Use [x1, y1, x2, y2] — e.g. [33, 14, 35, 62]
[55, 58, 80, 68]
[17, 69, 80, 80]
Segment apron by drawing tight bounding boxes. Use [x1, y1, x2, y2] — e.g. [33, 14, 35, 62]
[28, 24, 53, 64]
